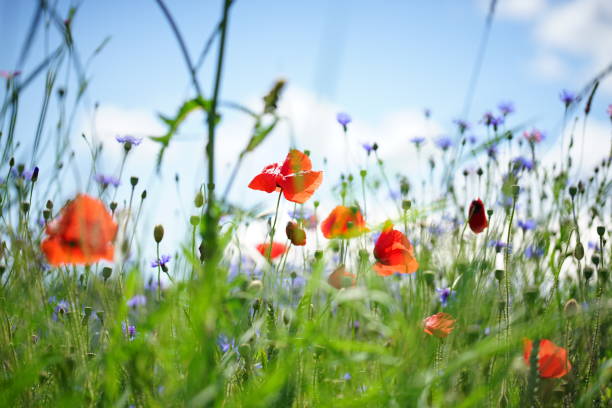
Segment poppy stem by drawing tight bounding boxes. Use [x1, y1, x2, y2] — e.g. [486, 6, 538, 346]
[156, 243, 161, 301]
[267, 190, 283, 261]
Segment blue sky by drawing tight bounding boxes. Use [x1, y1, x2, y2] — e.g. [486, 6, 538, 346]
[1, 0, 610, 259]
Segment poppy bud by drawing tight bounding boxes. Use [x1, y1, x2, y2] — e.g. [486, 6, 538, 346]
[360, 169, 367, 178]
[46, 200, 53, 210]
[154, 225, 164, 243]
[43, 209, 51, 220]
[597, 226, 605, 236]
[591, 255, 599, 266]
[286, 221, 306, 246]
[190, 215, 199, 227]
[599, 268, 609, 282]
[141, 190, 147, 199]
[21, 202, 30, 213]
[495, 269, 504, 281]
[194, 191, 204, 208]
[564, 299, 580, 317]
[372, 143, 378, 151]
[314, 250, 323, 260]
[574, 242, 584, 260]
[583, 269, 595, 286]
[248, 280, 263, 293]
[476, 168, 483, 176]
[130, 177, 138, 187]
[423, 271, 435, 287]
[9, 157, 14, 167]
[468, 199, 488, 234]
[31, 167, 39, 182]
[402, 200, 411, 211]
[569, 186, 577, 197]
[102, 267, 112, 281]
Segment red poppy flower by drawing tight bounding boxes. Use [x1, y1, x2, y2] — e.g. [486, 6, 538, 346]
[327, 265, 356, 289]
[320, 205, 368, 239]
[256, 242, 287, 259]
[523, 339, 571, 378]
[41, 194, 118, 266]
[373, 223, 418, 276]
[248, 149, 323, 204]
[423, 312, 455, 338]
[286, 221, 306, 246]
[468, 198, 488, 234]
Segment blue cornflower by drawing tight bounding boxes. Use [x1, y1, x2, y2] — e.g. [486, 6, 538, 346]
[489, 240, 509, 253]
[588, 241, 600, 251]
[498, 101, 515, 116]
[151, 254, 171, 268]
[559, 89, 576, 107]
[11, 167, 33, 180]
[53, 299, 69, 321]
[453, 119, 470, 133]
[95, 174, 120, 188]
[482, 112, 495, 126]
[513, 156, 534, 171]
[343, 373, 352, 380]
[525, 245, 544, 259]
[487, 144, 499, 159]
[122, 322, 136, 340]
[126, 294, 147, 308]
[362, 143, 374, 155]
[389, 190, 401, 200]
[467, 134, 478, 144]
[436, 287, 452, 307]
[518, 219, 536, 231]
[410, 136, 426, 146]
[490, 116, 504, 129]
[435, 136, 453, 151]
[217, 335, 235, 353]
[336, 112, 352, 128]
[115, 135, 142, 146]
[428, 224, 445, 236]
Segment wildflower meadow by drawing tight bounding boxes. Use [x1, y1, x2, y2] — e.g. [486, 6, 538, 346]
[0, 1, 611, 407]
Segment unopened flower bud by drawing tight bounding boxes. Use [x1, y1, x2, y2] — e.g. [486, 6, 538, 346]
[102, 267, 112, 281]
[569, 186, 577, 197]
[495, 269, 504, 281]
[194, 191, 204, 208]
[154, 225, 164, 243]
[130, 177, 138, 187]
[402, 200, 412, 211]
[597, 226, 605, 236]
[564, 299, 580, 317]
[31, 167, 39, 182]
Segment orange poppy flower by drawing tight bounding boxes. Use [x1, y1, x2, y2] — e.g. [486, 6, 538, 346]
[327, 265, 356, 289]
[423, 312, 455, 338]
[468, 198, 488, 234]
[320, 205, 368, 239]
[286, 221, 306, 246]
[256, 242, 287, 259]
[373, 223, 418, 276]
[248, 149, 323, 204]
[41, 194, 118, 266]
[523, 339, 571, 378]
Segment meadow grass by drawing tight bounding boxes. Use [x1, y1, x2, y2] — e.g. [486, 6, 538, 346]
[0, 1, 610, 407]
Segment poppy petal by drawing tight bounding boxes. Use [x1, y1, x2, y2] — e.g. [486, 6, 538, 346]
[280, 171, 323, 204]
[248, 164, 282, 193]
[280, 149, 312, 175]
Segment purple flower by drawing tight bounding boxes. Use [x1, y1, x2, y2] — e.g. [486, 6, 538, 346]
[487, 144, 499, 159]
[388, 190, 401, 200]
[513, 156, 534, 171]
[435, 136, 453, 151]
[362, 143, 374, 155]
[336, 112, 352, 128]
[410, 136, 426, 146]
[498, 101, 515, 116]
[523, 128, 545, 143]
[489, 240, 509, 253]
[424, 108, 431, 118]
[482, 112, 495, 126]
[126, 294, 147, 308]
[467, 134, 478, 145]
[52, 299, 69, 321]
[490, 116, 504, 129]
[0, 70, 21, 80]
[436, 287, 452, 307]
[95, 174, 120, 188]
[588, 241, 600, 251]
[518, 219, 536, 231]
[453, 119, 470, 133]
[151, 254, 171, 268]
[11, 167, 33, 180]
[145, 277, 168, 292]
[559, 89, 576, 107]
[217, 335, 235, 353]
[122, 322, 136, 340]
[525, 245, 544, 259]
[115, 135, 142, 146]
[343, 373, 352, 380]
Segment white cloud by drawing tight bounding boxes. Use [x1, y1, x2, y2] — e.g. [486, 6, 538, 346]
[494, 0, 547, 20]
[529, 52, 568, 80]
